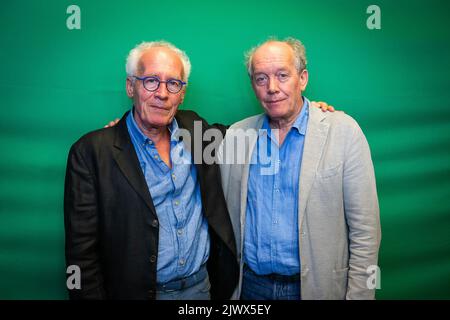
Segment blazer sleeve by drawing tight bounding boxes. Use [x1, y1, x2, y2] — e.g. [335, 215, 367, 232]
[64, 142, 106, 299]
[343, 123, 381, 300]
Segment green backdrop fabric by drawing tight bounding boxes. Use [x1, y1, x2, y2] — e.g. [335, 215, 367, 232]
[0, 0, 449, 299]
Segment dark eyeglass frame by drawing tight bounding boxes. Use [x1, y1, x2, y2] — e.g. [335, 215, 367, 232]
[133, 75, 187, 94]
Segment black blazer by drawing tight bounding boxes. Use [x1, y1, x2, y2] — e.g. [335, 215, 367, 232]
[64, 110, 238, 299]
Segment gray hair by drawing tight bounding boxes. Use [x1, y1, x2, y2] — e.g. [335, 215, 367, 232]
[245, 37, 307, 76]
[125, 41, 192, 82]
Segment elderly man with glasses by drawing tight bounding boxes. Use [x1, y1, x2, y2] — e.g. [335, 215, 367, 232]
[64, 41, 239, 300]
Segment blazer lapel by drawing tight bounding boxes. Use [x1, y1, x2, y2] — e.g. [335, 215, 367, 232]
[298, 107, 330, 227]
[112, 112, 158, 220]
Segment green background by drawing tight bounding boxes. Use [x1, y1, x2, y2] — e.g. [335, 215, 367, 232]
[1, 0, 449, 299]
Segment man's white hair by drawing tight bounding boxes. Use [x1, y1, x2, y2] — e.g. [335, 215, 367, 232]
[245, 37, 307, 76]
[125, 41, 192, 82]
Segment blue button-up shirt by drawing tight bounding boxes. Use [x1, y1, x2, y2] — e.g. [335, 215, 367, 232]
[244, 97, 309, 276]
[126, 110, 209, 284]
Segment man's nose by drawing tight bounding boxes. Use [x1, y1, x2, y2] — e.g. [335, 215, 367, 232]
[267, 76, 279, 94]
[154, 82, 169, 99]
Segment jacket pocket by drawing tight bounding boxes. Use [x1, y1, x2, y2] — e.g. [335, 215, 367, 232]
[310, 162, 344, 217]
[316, 162, 343, 179]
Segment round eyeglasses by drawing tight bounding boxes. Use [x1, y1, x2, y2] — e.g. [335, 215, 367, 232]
[133, 76, 186, 94]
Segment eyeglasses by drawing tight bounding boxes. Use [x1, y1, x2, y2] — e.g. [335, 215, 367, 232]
[133, 76, 186, 94]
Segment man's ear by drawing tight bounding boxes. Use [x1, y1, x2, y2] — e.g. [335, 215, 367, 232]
[126, 77, 134, 98]
[179, 88, 186, 105]
[299, 69, 309, 91]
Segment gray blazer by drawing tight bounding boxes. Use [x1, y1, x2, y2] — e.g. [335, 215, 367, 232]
[219, 104, 381, 300]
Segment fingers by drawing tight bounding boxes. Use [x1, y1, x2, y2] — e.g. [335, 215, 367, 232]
[318, 101, 328, 112]
[104, 118, 120, 128]
[317, 101, 336, 112]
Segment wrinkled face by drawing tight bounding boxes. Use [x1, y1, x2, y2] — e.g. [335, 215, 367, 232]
[251, 42, 308, 122]
[126, 47, 185, 130]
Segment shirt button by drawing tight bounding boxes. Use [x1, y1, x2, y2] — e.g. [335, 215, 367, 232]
[154, 155, 159, 160]
[172, 174, 176, 180]
[174, 200, 179, 206]
[179, 259, 185, 266]
[150, 255, 156, 263]
[151, 219, 158, 228]
[177, 229, 183, 236]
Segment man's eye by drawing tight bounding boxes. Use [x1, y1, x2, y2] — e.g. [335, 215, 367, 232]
[168, 80, 180, 87]
[256, 76, 266, 82]
[146, 77, 158, 84]
[278, 73, 289, 80]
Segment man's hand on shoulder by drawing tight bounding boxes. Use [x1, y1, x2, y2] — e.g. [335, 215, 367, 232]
[311, 101, 336, 112]
[104, 118, 120, 128]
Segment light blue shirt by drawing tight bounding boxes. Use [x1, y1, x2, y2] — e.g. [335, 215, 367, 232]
[244, 97, 309, 276]
[126, 110, 209, 284]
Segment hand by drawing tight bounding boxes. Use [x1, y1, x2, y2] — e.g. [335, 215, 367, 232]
[104, 119, 120, 128]
[311, 101, 335, 112]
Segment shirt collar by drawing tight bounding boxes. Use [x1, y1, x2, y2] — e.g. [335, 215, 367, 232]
[261, 96, 310, 136]
[293, 96, 309, 135]
[168, 116, 180, 143]
[127, 107, 180, 147]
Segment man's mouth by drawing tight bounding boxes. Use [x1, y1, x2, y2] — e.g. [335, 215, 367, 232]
[265, 98, 286, 105]
[148, 104, 170, 111]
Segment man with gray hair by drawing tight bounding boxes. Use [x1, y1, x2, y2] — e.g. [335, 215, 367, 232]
[220, 37, 381, 300]
[64, 41, 238, 299]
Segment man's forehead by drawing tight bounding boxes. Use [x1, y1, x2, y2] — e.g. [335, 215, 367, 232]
[138, 47, 183, 76]
[252, 42, 295, 69]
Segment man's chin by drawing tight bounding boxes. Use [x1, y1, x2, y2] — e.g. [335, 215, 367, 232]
[264, 107, 287, 120]
[143, 116, 173, 129]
